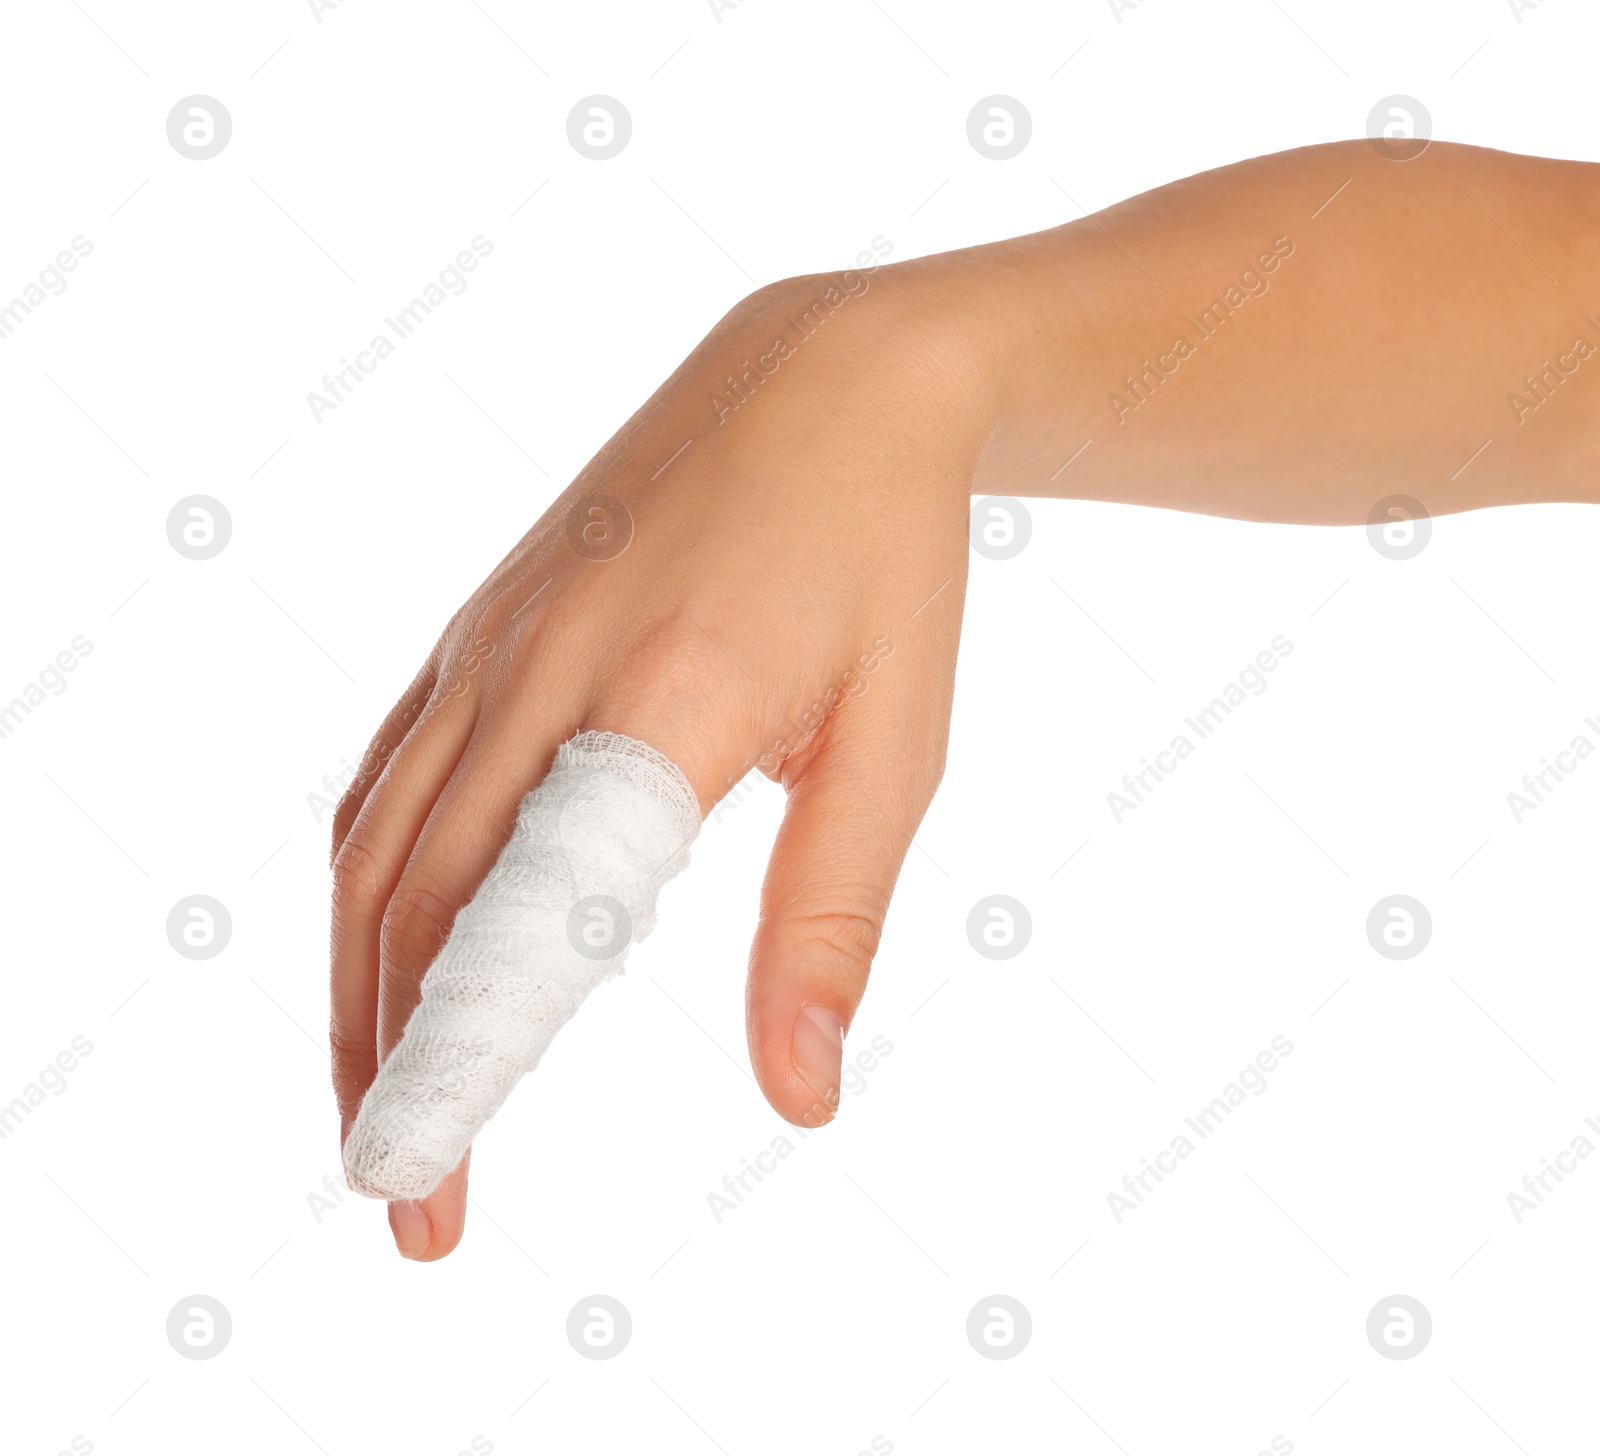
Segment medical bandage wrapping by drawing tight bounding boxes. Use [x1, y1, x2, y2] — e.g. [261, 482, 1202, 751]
[343, 730, 700, 1200]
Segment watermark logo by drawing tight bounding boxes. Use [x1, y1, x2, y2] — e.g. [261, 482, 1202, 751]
[167, 895, 233, 961]
[1365, 1295, 1431, 1359]
[970, 496, 1031, 560]
[966, 1295, 1032, 1358]
[567, 895, 632, 959]
[567, 97, 631, 160]
[1366, 495, 1430, 560]
[167, 96, 232, 160]
[966, 895, 1032, 961]
[565, 495, 634, 561]
[566, 1295, 631, 1358]
[1366, 96, 1430, 161]
[166, 1295, 232, 1359]
[966, 97, 1031, 160]
[167, 495, 232, 560]
[1365, 895, 1430, 961]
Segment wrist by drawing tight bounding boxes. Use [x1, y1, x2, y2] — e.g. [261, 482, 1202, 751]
[733, 263, 1013, 509]
[869, 242, 1076, 501]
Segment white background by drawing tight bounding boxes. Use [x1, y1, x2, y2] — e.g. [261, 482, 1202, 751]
[2, 1, 1597, 1452]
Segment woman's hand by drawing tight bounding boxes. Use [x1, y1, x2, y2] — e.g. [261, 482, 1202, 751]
[327, 264, 998, 1259]
[328, 136, 1600, 1258]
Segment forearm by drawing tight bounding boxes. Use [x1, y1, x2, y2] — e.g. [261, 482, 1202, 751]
[900, 139, 1600, 523]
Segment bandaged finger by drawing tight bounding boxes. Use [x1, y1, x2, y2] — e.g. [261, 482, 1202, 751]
[342, 730, 700, 1200]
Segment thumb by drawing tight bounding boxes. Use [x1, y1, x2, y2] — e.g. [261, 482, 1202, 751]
[746, 706, 940, 1126]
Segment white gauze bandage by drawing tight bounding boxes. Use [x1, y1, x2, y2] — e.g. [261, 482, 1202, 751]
[343, 729, 700, 1201]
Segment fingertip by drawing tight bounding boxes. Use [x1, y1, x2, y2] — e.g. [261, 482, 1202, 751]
[417, 1193, 468, 1261]
[749, 978, 849, 1129]
[387, 1150, 470, 1261]
[388, 1199, 433, 1260]
[791, 1004, 844, 1118]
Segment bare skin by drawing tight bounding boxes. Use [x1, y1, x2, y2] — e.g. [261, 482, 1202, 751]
[329, 139, 1600, 1259]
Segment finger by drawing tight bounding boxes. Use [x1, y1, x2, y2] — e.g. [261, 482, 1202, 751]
[330, 659, 440, 861]
[342, 728, 703, 1205]
[355, 633, 584, 1260]
[374, 712, 582, 1061]
[387, 1148, 470, 1262]
[746, 694, 943, 1127]
[328, 692, 478, 1138]
[367, 700, 580, 1258]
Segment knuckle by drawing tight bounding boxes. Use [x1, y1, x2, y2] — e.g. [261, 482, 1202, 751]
[729, 276, 806, 329]
[330, 834, 388, 921]
[431, 622, 506, 709]
[329, 784, 369, 859]
[780, 903, 885, 973]
[594, 608, 734, 719]
[379, 879, 459, 978]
